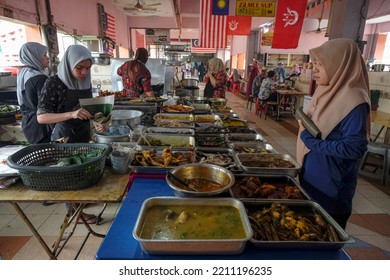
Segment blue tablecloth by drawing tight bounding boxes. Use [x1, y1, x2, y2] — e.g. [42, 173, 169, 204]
[95, 177, 351, 260]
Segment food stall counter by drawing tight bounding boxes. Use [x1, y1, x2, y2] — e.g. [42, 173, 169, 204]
[95, 177, 351, 260]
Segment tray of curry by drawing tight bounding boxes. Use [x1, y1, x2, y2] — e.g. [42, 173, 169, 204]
[241, 200, 354, 249]
[133, 197, 253, 254]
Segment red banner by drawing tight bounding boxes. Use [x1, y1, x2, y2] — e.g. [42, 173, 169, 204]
[272, 0, 307, 49]
[226, 16, 252, 35]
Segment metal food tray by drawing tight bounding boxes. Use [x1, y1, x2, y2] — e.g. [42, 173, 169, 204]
[192, 103, 211, 114]
[235, 153, 301, 177]
[195, 133, 228, 148]
[229, 142, 277, 154]
[241, 199, 354, 250]
[133, 197, 253, 255]
[224, 126, 258, 134]
[136, 134, 195, 150]
[227, 133, 267, 143]
[195, 147, 243, 173]
[194, 126, 226, 134]
[194, 114, 223, 127]
[129, 148, 196, 174]
[145, 127, 195, 136]
[162, 105, 194, 114]
[229, 174, 310, 200]
[153, 113, 194, 122]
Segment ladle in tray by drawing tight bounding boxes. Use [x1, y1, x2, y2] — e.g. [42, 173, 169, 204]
[167, 171, 199, 192]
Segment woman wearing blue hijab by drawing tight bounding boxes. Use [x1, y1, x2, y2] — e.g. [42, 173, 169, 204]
[37, 45, 93, 143]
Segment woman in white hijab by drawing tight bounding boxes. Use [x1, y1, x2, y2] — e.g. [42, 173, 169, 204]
[17, 42, 53, 143]
[37, 45, 93, 143]
[296, 38, 370, 229]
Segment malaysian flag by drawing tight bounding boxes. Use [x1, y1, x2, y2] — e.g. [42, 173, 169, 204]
[199, 0, 227, 49]
[191, 39, 216, 53]
[105, 12, 116, 55]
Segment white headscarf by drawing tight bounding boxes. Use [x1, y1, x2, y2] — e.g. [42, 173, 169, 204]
[16, 42, 49, 105]
[57, 45, 93, 90]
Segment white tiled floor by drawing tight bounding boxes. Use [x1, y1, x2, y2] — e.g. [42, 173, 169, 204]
[1, 90, 389, 259]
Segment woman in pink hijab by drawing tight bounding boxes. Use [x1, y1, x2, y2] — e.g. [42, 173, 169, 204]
[296, 38, 371, 229]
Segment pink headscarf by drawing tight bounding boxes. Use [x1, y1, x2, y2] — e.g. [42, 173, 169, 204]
[296, 38, 371, 164]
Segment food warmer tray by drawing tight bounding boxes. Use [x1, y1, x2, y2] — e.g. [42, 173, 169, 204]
[129, 148, 196, 174]
[192, 103, 211, 114]
[195, 147, 243, 173]
[162, 105, 194, 114]
[145, 127, 195, 136]
[229, 142, 277, 154]
[195, 133, 228, 148]
[194, 126, 226, 134]
[227, 133, 267, 143]
[224, 126, 258, 134]
[133, 197, 253, 255]
[153, 113, 194, 122]
[241, 199, 354, 250]
[194, 114, 223, 127]
[235, 153, 301, 177]
[136, 134, 196, 150]
[229, 174, 310, 200]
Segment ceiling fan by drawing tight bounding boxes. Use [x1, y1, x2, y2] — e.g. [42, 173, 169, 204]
[124, 0, 161, 12]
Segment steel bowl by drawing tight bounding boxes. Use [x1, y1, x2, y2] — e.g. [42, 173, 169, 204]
[95, 133, 130, 144]
[166, 163, 235, 197]
[111, 109, 144, 129]
[181, 78, 199, 88]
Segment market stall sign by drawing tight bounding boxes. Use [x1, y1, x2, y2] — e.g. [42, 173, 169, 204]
[261, 32, 274, 46]
[236, 1, 275, 17]
[146, 29, 170, 45]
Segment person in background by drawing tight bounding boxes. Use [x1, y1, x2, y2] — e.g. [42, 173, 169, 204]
[117, 47, 154, 98]
[251, 69, 267, 98]
[16, 42, 53, 144]
[227, 68, 241, 90]
[274, 62, 286, 83]
[198, 62, 206, 82]
[203, 58, 227, 98]
[296, 38, 370, 229]
[37, 45, 101, 223]
[258, 70, 278, 103]
[245, 61, 260, 99]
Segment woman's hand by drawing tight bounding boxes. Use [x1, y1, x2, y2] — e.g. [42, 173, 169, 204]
[297, 119, 306, 131]
[72, 108, 91, 120]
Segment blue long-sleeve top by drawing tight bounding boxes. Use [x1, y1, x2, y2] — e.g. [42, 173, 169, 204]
[299, 103, 369, 216]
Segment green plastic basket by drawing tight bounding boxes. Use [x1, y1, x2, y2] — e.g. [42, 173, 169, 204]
[7, 143, 112, 191]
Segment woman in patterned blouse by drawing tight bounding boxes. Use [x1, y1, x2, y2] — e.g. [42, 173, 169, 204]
[117, 48, 155, 98]
[204, 58, 227, 98]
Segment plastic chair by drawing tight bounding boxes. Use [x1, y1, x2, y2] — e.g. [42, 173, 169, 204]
[259, 101, 279, 120]
[246, 96, 257, 111]
[359, 142, 390, 185]
[231, 81, 241, 94]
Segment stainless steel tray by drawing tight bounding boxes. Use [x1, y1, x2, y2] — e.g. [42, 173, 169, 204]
[227, 133, 267, 143]
[195, 114, 223, 127]
[194, 126, 226, 134]
[130, 148, 196, 174]
[145, 127, 194, 136]
[235, 153, 301, 177]
[224, 126, 258, 134]
[229, 142, 277, 154]
[133, 197, 253, 255]
[136, 134, 196, 150]
[195, 133, 228, 148]
[192, 103, 211, 114]
[195, 147, 243, 173]
[153, 113, 194, 122]
[241, 199, 354, 250]
[229, 174, 310, 200]
[162, 105, 194, 114]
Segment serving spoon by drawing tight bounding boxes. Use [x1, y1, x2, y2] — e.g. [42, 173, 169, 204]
[167, 171, 199, 192]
